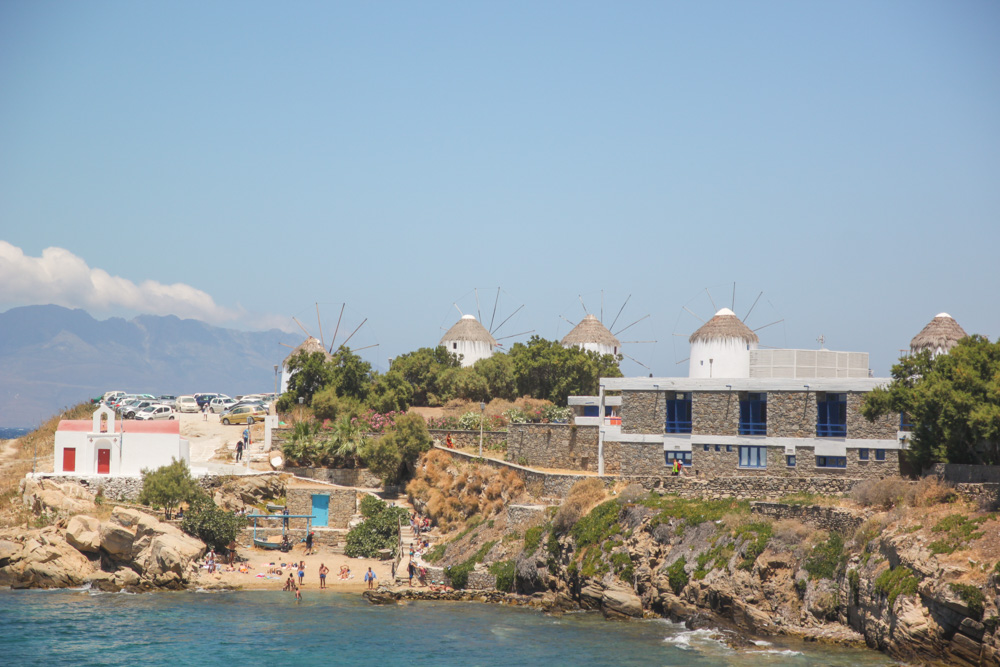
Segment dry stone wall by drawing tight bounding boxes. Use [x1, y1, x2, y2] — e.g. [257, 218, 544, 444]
[621, 391, 664, 434]
[603, 442, 665, 475]
[285, 487, 357, 529]
[768, 391, 817, 437]
[846, 393, 897, 439]
[286, 467, 382, 488]
[506, 424, 598, 471]
[692, 391, 739, 436]
[749, 501, 866, 532]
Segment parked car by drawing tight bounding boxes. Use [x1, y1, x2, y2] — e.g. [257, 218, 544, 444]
[210, 397, 237, 413]
[195, 393, 221, 410]
[220, 405, 267, 425]
[102, 391, 125, 405]
[122, 400, 154, 419]
[135, 405, 176, 420]
[157, 395, 178, 409]
[175, 396, 199, 413]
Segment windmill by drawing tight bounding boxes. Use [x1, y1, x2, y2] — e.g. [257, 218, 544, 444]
[671, 283, 785, 378]
[439, 287, 533, 367]
[278, 303, 380, 392]
[557, 290, 657, 374]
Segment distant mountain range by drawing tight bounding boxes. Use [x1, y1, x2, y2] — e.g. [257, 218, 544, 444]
[0, 305, 299, 428]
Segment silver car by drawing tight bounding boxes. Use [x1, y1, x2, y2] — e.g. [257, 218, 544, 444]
[135, 405, 176, 420]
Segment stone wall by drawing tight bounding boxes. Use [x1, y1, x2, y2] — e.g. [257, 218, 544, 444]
[428, 429, 507, 452]
[929, 463, 1000, 484]
[35, 472, 289, 503]
[749, 501, 867, 533]
[286, 467, 382, 488]
[604, 442, 666, 475]
[507, 504, 552, 527]
[692, 391, 739, 436]
[846, 393, 897, 439]
[506, 423, 598, 471]
[685, 444, 898, 480]
[768, 391, 816, 437]
[621, 391, 664, 434]
[285, 487, 358, 529]
[244, 527, 346, 548]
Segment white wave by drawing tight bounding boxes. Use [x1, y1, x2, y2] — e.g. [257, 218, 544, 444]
[757, 649, 804, 656]
[751, 639, 772, 646]
[662, 628, 731, 652]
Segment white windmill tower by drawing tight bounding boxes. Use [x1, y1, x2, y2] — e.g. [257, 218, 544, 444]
[558, 292, 656, 372]
[279, 303, 378, 392]
[439, 288, 533, 367]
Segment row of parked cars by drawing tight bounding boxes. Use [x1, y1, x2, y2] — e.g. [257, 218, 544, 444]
[100, 391, 275, 424]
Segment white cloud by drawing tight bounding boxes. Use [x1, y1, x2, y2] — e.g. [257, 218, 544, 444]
[0, 240, 245, 325]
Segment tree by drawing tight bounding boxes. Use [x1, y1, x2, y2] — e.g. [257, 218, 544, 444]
[329, 347, 374, 402]
[391, 346, 461, 406]
[279, 350, 335, 409]
[473, 353, 517, 401]
[181, 495, 248, 550]
[343, 495, 409, 558]
[138, 458, 201, 519]
[312, 386, 365, 422]
[362, 413, 433, 485]
[366, 370, 413, 413]
[507, 336, 623, 404]
[863, 335, 1000, 469]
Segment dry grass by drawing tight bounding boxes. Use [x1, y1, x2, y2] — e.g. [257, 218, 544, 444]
[851, 478, 910, 509]
[906, 476, 957, 507]
[438, 396, 555, 420]
[406, 450, 526, 532]
[553, 478, 607, 534]
[770, 519, 817, 551]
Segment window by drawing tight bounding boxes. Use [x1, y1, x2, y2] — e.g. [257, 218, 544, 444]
[452, 342, 457, 350]
[665, 393, 692, 434]
[817, 393, 847, 437]
[583, 406, 599, 417]
[726, 445, 733, 452]
[739, 393, 767, 435]
[665, 451, 692, 466]
[786, 455, 796, 467]
[875, 449, 886, 461]
[858, 448, 869, 461]
[703, 444, 710, 451]
[816, 456, 847, 468]
[739, 445, 767, 468]
[899, 412, 913, 432]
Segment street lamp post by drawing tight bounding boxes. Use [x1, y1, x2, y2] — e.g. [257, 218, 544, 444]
[479, 401, 485, 458]
[273, 365, 279, 414]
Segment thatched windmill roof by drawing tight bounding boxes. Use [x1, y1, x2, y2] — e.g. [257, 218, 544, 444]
[440, 315, 497, 346]
[561, 314, 621, 348]
[910, 313, 967, 355]
[283, 336, 331, 365]
[689, 308, 759, 344]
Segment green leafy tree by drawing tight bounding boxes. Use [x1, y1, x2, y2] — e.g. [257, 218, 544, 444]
[329, 347, 374, 402]
[181, 495, 248, 550]
[279, 350, 335, 410]
[138, 458, 201, 519]
[344, 495, 409, 557]
[439, 366, 490, 403]
[312, 387, 365, 422]
[391, 346, 461, 406]
[366, 370, 413, 413]
[507, 336, 622, 404]
[472, 353, 517, 401]
[362, 413, 433, 485]
[863, 335, 1000, 469]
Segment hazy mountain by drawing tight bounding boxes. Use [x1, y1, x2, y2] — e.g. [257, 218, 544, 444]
[0, 305, 300, 428]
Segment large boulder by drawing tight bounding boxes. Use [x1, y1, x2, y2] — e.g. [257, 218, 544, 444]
[21, 478, 96, 517]
[65, 516, 102, 553]
[142, 532, 205, 580]
[0, 527, 95, 589]
[100, 521, 135, 557]
[602, 581, 644, 618]
[110, 507, 144, 529]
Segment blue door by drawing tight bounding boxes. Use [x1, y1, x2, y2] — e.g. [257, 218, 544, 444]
[311, 494, 329, 527]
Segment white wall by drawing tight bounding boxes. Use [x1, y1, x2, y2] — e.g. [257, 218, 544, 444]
[689, 338, 755, 378]
[445, 339, 493, 367]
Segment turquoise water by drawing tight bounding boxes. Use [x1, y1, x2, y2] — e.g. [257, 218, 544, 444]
[0, 589, 897, 666]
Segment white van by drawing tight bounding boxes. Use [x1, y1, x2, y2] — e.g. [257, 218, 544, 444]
[176, 395, 199, 413]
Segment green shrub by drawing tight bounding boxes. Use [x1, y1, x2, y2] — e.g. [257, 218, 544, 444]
[571, 500, 621, 549]
[874, 566, 920, 608]
[344, 499, 409, 558]
[523, 525, 544, 557]
[642, 496, 749, 529]
[580, 546, 608, 578]
[795, 579, 808, 596]
[734, 522, 772, 571]
[446, 540, 496, 589]
[489, 560, 516, 592]
[180, 495, 248, 550]
[950, 583, 985, 620]
[805, 533, 845, 580]
[928, 514, 990, 554]
[848, 569, 861, 605]
[666, 557, 689, 596]
[546, 529, 561, 574]
[611, 552, 635, 582]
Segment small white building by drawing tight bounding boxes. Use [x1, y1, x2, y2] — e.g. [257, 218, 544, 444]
[440, 314, 496, 367]
[910, 313, 968, 358]
[561, 314, 621, 358]
[54, 405, 190, 476]
[688, 308, 759, 379]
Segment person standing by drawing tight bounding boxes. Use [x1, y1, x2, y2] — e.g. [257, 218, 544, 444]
[235, 439, 244, 462]
[297, 560, 305, 586]
[242, 427, 250, 449]
[364, 567, 376, 589]
[319, 563, 329, 589]
[407, 559, 415, 587]
[305, 531, 314, 555]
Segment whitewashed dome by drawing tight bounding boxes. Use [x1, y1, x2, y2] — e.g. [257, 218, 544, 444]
[688, 308, 758, 378]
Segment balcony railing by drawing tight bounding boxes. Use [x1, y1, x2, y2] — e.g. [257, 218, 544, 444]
[665, 420, 692, 434]
[738, 421, 766, 436]
[816, 423, 847, 437]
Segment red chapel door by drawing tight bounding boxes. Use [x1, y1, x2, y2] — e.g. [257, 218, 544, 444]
[97, 448, 111, 474]
[63, 448, 76, 472]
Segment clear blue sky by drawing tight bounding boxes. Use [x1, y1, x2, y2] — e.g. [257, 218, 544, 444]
[2, 1, 998, 377]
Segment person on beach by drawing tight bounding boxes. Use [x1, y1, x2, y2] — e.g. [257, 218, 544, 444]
[305, 531, 314, 555]
[407, 560, 415, 587]
[297, 561, 305, 586]
[364, 567, 376, 589]
[235, 439, 243, 462]
[242, 427, 250, 448]
[319, 563, 329, 589]
[339, 565, 351, 579]
[294, 585, 301, 601]
[284, 573, 294, 591]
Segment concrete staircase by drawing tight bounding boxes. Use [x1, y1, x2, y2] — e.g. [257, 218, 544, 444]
[394, 522, 435, 585]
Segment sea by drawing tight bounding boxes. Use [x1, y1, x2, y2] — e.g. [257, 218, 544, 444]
[0, 589, 899, 666]
[0, 427, 30, 440]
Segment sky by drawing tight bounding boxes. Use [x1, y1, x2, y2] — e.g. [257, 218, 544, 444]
[2, 1, 998, 378]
